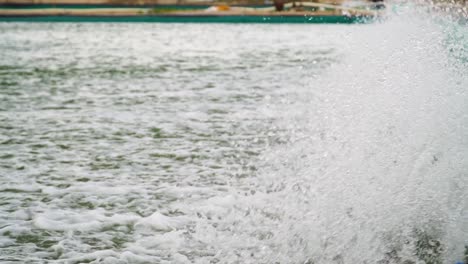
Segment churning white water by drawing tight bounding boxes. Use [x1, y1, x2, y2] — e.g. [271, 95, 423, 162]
[0, 2, 467, 264]
[239, 8, 468, 264]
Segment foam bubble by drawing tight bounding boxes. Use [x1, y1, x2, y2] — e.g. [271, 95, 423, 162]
[33, 209, 140, 232]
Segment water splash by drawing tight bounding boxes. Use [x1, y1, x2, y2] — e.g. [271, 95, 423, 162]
[190, 3, 468, 264]
[246, 4, 467, 264]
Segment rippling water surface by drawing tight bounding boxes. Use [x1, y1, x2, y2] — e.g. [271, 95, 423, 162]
[0, 9, 467, 264]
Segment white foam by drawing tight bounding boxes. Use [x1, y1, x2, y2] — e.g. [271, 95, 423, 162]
[134, 212, 188, 232]
[0, 184, 41, 193]
[33, 209, 140, 232]
[0, 237, 14, 248]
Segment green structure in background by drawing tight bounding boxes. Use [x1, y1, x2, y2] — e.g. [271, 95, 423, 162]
[0, 0, 381, 23]
[0, 14, 369, 23]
